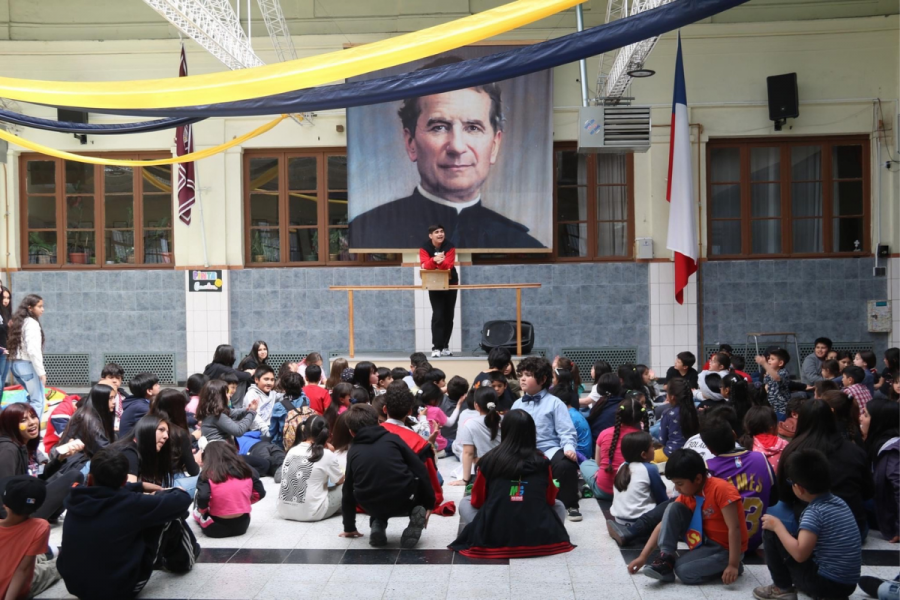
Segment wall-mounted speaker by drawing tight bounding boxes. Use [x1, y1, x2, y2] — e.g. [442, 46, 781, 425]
[58, 109, 88, 144]
[767, 73, 799, 131]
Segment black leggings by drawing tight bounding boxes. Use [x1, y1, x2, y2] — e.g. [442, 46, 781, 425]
[198, 513, 251, 538]
[428, 289, 457, 350]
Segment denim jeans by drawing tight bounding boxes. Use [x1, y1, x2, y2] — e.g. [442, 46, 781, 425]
[174, 475, 199, 499]
[11, 360, 44, 420]
[659, 501, 743, 585]
[578, 459, 613, 500]
[0, 352, 9, 405]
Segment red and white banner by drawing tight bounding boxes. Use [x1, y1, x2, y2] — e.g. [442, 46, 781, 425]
[176, 44, 195, 226]
[665, 32, 698, 305]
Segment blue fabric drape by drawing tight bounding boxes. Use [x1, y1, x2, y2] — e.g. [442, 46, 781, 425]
[0, 108, 202, 134]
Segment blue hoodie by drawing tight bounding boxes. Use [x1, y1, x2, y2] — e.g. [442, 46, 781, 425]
[118, 396, 150, 439]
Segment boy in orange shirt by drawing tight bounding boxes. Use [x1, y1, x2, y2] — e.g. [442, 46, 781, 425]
[0, 476, 59, 600]
[627, 449, 747, 585]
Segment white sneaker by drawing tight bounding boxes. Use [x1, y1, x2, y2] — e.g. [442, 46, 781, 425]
[441, 348, 452, 357]
[431, 350, 441, 358]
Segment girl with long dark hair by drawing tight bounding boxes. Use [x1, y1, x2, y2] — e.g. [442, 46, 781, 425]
[721, 372, 750, 436]
[552, 368, 592, 459]
[277, 415, 344, 522]
[821, 389, 863, 445]
[193, 441, 265, 538]
[450, 386, 502, 487]
[197, 379, 258, 444]
[449, 409, 575, 559]
[860, 400, 899, 542]
[610, 432, 667, 525]
[351, 361, 377, 401]
[240, 340, 269, 371]
[112, 414, 174, 491]
[587, 373, 624, 443]
[325, 358, 349, 391]
[6, 294, 46, 418]
[203, 344, 253, 385]
[655, 378, 699, 462]
[57, 383, 116, 459]
[150, 388, 200, 495]
[0, 286, 12, 405]
[579, 394, 649, 499]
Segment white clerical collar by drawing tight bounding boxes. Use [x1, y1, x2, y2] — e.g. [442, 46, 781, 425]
[417, 185, 481, 214]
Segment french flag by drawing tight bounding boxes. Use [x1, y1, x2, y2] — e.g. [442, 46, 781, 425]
[665, 32, 698, 305]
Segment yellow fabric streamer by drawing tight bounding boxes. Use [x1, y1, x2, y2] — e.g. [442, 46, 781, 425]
[0, 115, 287, 166]
[0, 0, 583, 110]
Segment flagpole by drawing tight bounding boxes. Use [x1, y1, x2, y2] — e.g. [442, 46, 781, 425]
[193, 161, 210, 268]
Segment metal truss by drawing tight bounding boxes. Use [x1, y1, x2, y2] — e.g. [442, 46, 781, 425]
[257, 0, 297, 62]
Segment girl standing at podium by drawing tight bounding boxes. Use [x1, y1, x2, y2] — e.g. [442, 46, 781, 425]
[420, 225, 458, 358]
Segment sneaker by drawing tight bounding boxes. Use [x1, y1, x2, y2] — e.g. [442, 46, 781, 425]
[581, 484, 593, 499]
[606, 519, 635, 547]
[369, 518, 388, 547]
[752, 584, 798, 600]
[441, 348, 452, 356]
[566, 507, 583, 522]
[431, 350, 441, 358]
[858, 576, 887, 599]
[401, 506, 427, 549]
[641, 553, 676, 583]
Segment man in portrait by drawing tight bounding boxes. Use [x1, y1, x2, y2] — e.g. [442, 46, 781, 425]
[348, 58, 547, 250]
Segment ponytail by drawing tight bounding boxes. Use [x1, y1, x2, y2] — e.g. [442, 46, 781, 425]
[297, 415, 330, 462]
[668, 378, 699, 439]
[473, 387, 501, 441]
[614, 431, 654, 493]
[606, 396, 647, 472]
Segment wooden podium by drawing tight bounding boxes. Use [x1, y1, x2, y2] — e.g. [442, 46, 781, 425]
[420, 269, 450, 291]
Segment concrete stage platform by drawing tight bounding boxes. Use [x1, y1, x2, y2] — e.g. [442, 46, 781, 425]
[327, 352, 539, 385]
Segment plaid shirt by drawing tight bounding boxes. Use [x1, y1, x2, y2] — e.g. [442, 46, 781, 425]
[764, 368, 791, 415]
[843, 382, 872, 410]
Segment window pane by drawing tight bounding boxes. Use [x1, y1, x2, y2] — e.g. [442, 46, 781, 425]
[105, 230, 134, 264]
[250, 193, 279, 226]
[555, 151, 586, 186]
[250, 157, 279, 192]
[249, 229, 280, 263]
[104, 165, 134, 193]
[65, 161, 94, 193]
[66, 231, 95, 264]
[289, 192, 317, 226]
[596, 154, 626, 185]
[66, 196, 94, 229]
[328, 228, 357, 262]
[144, 229, 173, 263]
[710, 147, 740, 182]
[833, 218, 863, 252]
[597, 186, 627, 221]
[710, 221, 741, 255]
[288, 157, 316, 190]
[751, 183, 780, 217]
[791, 182, 822, 217]
[369, 253, 400, 262]
[833, 181, 863, 216]
[143, 165, 172, 193]
[105, 194, 134, 228]
[832, 145, 862, 179]
[751, 220, 781, 254]
[792, 219, 823, 253]
[26, 161, 56, 194]
[710, 184, 740, 218]
[27, 196, 56, 228]
[557, 187, 586, 222]
[327, 156, 347, 190]
[289, 229, 318, 262]
[597, 221, 627, 257]
[143, 193, 172, 228]
[27, 231, 57, 264]
[750, 147, 780, 181]
[558, 223, 587, 257]
[327, 191, 348, 226]
[791, 146, 821, 181]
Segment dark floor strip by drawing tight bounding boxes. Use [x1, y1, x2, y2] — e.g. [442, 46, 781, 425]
[196, 547, 506, 565]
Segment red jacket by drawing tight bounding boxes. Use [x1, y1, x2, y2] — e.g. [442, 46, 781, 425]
[419, 247, 456, 271]
[380, 422, 454, 515]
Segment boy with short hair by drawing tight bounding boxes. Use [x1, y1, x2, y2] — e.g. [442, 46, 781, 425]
[754, 449, 861, 600]
[403, 352, 428, 389]
[488, 371, 515, 411]
[0, 476, 59, 600]
[667, 351, 699, 390]
[755, 349, 791, 417]
[244, 364, 278, 433]
[118, 372, 160, 438]
[302, 365, 330, 414]
[801, 337, 832, 385]
[392, 367, 410, 384]
[841, 365, 872, 410]
[627, 449, 746, 585]
[340, 404, 436, 548]
[512, 356, 581, 521]
[440, 375, 469, 450]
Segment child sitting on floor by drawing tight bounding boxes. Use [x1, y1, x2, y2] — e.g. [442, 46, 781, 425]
[656, 378, 700, 463]
[755, 348, 791, 418]
[0, 476, 59, 600]
[609, 432, 667, 526]
[754, 449, 861, 600]
[627, 449, 746, 586]
[193, 441, 265, 538]
[580, 394, 649, 500]
[740, 405, 789, 470]
[841, 365, 872, 411]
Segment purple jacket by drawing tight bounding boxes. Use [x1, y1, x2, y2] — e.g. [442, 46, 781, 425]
[873, 437, 900, 541]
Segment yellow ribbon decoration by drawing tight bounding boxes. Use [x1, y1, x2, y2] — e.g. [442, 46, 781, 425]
[0, 0, 583, 110]
[0, 115, 288, 166]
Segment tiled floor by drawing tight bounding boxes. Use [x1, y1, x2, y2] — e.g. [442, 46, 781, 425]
[37, 457, 899, 600]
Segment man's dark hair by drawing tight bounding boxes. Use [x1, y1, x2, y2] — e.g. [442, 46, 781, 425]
[699, 418, 737, 455]
[391, 367, 409, 382]
[398, 57, 504, 136]
[384, 381, 415, 420]
[786, 449, 831, 494]
[517, 356, 552, 390]
[305, 364, 322, 384]
[427, 224, 445, 235]
[344, 403, 380, 434]
[814, 337, 833, 350]
[280, 372, 304, 398]
[446, 375, 469, 401]
[101, 363, 125, 380]
[704, 404, 738, 431]
[423, 368, 446, 384]
[665, 449, 707, 481]
[253, 364, 275, 381]
[90, 447, 129, 489]
[487, 347, 512, 371]
[842, 365, 866, 384]
[412, 365, 432, 387]
[676, 351, 696, 369]
[409, 352, 428, 368]
[128, 372, 159, 398]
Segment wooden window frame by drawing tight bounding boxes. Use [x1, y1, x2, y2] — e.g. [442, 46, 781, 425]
[706, 135, 870, 259]
[474, 142, 635, 264]
[19, 152, 175, 270]
[243, 148, 400, 267]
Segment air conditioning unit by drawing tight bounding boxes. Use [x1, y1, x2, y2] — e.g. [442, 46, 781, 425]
[578, 106, 651, 154]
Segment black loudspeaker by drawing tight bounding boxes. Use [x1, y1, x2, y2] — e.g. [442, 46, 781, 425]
[767, 73, 799, 130]
[480, 320, 535, 355]
[58, 109, 88, 144]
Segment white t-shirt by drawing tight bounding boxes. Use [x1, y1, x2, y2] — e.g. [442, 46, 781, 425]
[455, 414, 501, 459]
[683, 433, 715, 462]
[277, 442, 343, 522]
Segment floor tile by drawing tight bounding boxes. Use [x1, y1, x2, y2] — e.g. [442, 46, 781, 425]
[197, 548, 239, 563]
[341, 549, 399, 564]
[283, 548, 346, 564]
[328, 564, 395, 584]
[319, 582, 387, 599]
[227, 548, 292, 564]
[397, 549, 455, 564]
[510, 581, 575, 600]
[189, 564, 278, 599]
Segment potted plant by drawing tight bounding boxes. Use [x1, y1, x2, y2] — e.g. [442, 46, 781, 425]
[250, 231, 266, 263]
[28, 233, 56, 264]
[328, 229, 346, 262]
[67, 230, 91, 264]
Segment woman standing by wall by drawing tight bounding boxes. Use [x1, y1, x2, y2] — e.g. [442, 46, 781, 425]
[6, 294, 46, 419]
[0, 286, 11, 405]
